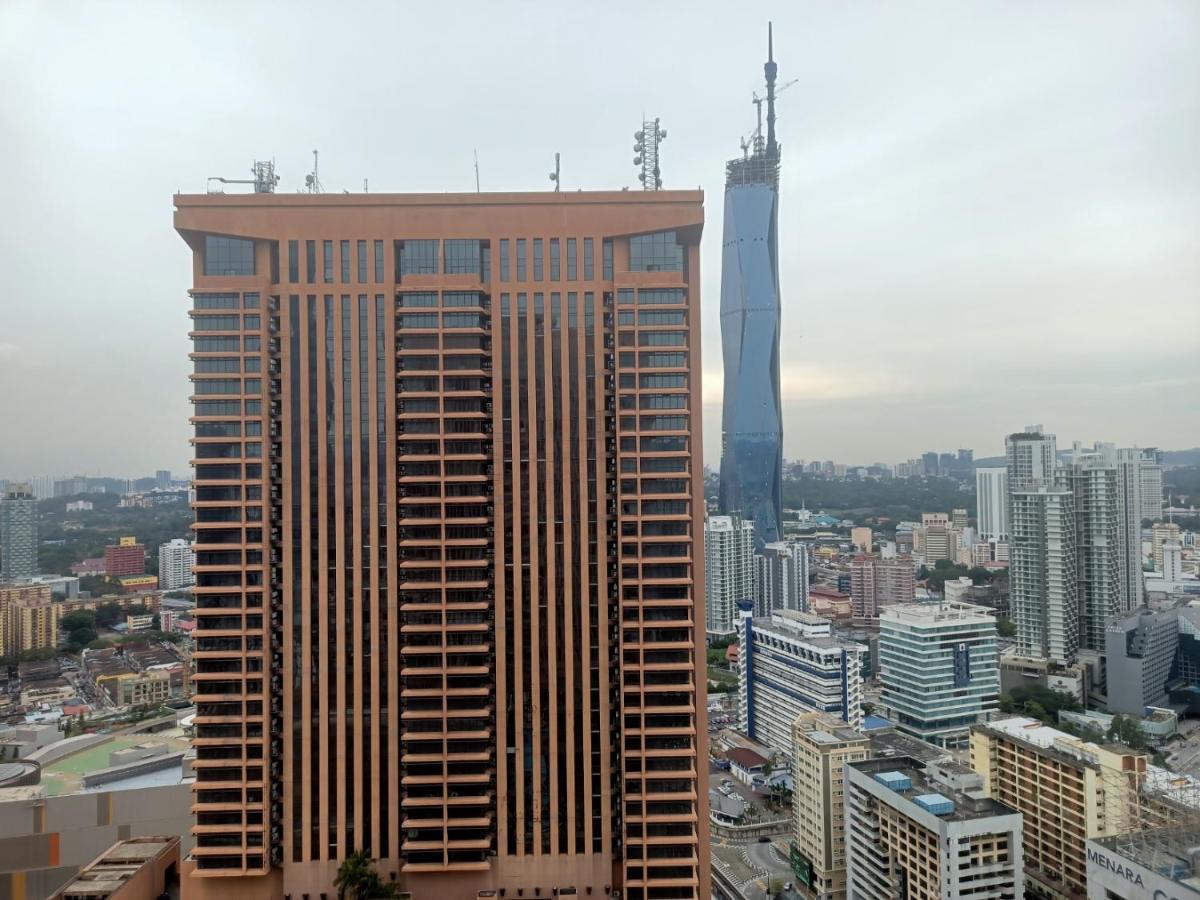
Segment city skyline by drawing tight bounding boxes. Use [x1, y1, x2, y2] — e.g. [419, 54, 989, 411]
[2, 1, 1197, 476]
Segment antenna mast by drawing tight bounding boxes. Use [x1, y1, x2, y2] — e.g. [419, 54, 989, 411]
[474, 149, 481, 192]
[548, 152, 560, 191]
[304, 149, 323, 194]
[765, 21, 778, 157]
[633, 117, 667, 190]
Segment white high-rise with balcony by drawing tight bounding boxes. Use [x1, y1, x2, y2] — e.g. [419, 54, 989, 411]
[158, 538, 195, 591]
[976, 467, 1008, 542]
[705, 514, 756, 639]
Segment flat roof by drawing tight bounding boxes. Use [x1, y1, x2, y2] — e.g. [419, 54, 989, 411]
[851, 756, 1014, 823]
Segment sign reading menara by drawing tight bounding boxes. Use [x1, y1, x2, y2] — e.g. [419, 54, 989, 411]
[719, 25, 784, 550]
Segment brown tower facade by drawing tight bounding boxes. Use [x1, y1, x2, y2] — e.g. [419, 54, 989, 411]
[175, 191, 709, 900]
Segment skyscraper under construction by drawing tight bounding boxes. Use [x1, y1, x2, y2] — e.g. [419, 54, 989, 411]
[719, 26, 785, 551]
[175, 189, 709, 899]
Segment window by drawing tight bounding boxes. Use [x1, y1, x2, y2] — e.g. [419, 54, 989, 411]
[603, 238, 613, 279]
[500, 239, 510, 281]
[550, 239, 561, 280]
[193, 400, 241, 416]
[270, 241, 279, 283]
[584, 238, 594, 279]
[516, 239, 527, 281]
[619, 311, 634, 326]
[305, 240, 316, 283]
[398, 313, 439, 329]
[639, 310, 686, 325]
[243, 315, 261, 330]
[638, 288, 685, 305]
[357, 240, 368, 283]
[443, 292, 482, 307]
[618, 289, 634, 305]
[629, 231, 684, 272]
[244, 356, 261, 372]
[533, 238, 544, 281]
[640, 373, 686, 389]
[375, 240, 385, 282]
[398, 292, 437, 308]
[194, 294, 239, 310]
[481, 242, 491, 282]
[288, 240, 299, 282]
[640, 415, 687, 431]
[194, 379, 243, 395]
[639, 331, 686, 346]
[204, 236, 255, 276]
[242, 293, 260, 308]
[193, 336, 240, 352]
[244, 336, 261, 351]
[443, 312, 485, 329]
[400, 240, 439, 276]
[195, 357, 240, 373]
[192, 315, 241, 331]
[640, 394, 686, 409]
[323, 240, 333, 283]
[567, 238, 577, 280]
[340, 240, 350, 283]
[444, 239, 481, 275]
[639, 351, 686, 368]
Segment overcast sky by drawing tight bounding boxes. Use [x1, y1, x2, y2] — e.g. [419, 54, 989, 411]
[0, 1, 1196, 479]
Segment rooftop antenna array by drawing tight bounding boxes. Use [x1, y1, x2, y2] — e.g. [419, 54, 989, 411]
[474, 149, 481, 192]
[304, 149, 323, 194]
[634, 117, 667, 190]
[548, 152, 560, 191]
[207, 159, 279, 194]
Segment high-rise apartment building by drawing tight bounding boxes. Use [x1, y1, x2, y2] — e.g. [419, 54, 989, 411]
[1058, 449, 1121, 653]
[704, 515, 756, 639]
[919, 525, 953, 565]
[1153, 522, 1182, 574]
[879, 601, 999, 749]
[1005, 424, 1056, 485]
[1009, 482, 1077, 665]
[176, 189, 709, 898]
[970, 717, 1148, 898]
[844, 756, 1024, 899]
[791, 712, 869, 900]
[0, 583, 57, 656]
[158, 538, 195, 591]
[849, 555, 915, 618]
[1138, 447, 1164, 521]
[719, 31, 783, 551]
[156, 469, 173, 490]
[737, 607, 864, 753]
[975, 467, 1008, 542]
[0, 484, 38, 582]
[104, 537, 146, 578]
[756, 539, 809, 616]
[1113, 447, 1145, 611]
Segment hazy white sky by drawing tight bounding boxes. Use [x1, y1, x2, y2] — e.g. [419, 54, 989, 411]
[0, 0, 1197, 478]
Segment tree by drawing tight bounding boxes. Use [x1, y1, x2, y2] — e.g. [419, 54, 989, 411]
[94, 602, 124, 628]
[967, 567, 995, 586]
[995, 617, 1016, 638]
[66, 627, 98, 650]
[61, 610, 96, 633]
[333, 850, 394, 899]
[1108, 714, 1149, 751]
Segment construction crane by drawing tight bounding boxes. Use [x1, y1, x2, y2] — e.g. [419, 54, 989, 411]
[750, 77, 798, 151]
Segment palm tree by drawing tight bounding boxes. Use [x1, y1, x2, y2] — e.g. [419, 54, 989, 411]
[334, 849, 384, 900]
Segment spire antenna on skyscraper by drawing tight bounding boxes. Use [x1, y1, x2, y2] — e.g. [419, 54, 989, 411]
[765, 21, 778, 157]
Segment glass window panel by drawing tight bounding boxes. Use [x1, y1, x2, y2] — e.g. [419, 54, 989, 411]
[204, 236, 255, 276]
[629, 231, 684, 272]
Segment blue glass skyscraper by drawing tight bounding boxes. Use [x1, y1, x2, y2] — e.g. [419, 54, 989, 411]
[719, 26, 783, 550]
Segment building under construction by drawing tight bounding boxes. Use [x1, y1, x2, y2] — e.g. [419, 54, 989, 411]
[718, 25, 785, 551]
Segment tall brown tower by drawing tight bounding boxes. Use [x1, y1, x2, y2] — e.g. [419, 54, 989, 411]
[175, 190, 709, 900]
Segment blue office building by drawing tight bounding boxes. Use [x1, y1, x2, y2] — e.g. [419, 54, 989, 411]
[719, 26, 784, 550]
